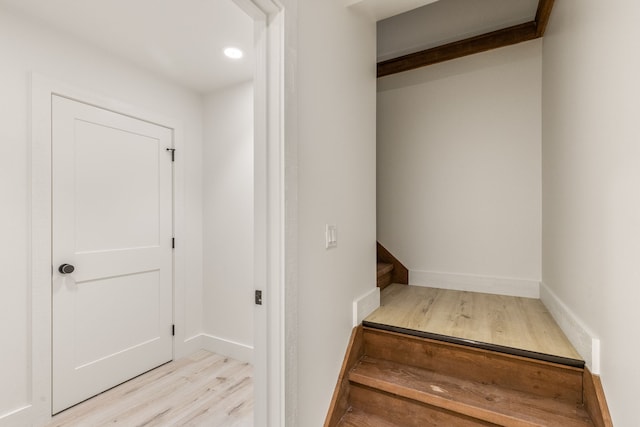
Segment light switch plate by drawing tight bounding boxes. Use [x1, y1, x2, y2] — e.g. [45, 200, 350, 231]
[325, 224, 337, 249]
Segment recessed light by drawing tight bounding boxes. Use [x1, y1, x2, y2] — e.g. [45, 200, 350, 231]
[224, 47, 243, 59]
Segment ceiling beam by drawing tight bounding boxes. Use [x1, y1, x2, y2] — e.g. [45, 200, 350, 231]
[535, 0, 555, 37]
[378, 22, 537, 78]
[377, 0, 554, 78]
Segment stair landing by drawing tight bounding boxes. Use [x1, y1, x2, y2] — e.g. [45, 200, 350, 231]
[364, 283, 583, 367]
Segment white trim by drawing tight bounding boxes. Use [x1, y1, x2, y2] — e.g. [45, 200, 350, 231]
[410, 270, 540, 298]
[234, 0, 281, 19]
[251, 8, 270, 427]
[201, 334, 254, 364]
[29, 74, 186, 424]
[0, 405, 33, 427]
[353, 287, 381, 326]
[591, 337, 601, 375]
[266, 7, 288, 426]
[171, 124, 190, 362]
[235, 0, 287, 426]
[540, 282, 600, 373]
[29, 73, 53, 426]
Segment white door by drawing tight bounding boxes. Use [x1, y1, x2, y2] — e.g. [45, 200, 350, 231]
[51, 95, 174, 414]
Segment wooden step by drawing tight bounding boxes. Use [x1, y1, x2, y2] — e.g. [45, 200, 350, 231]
[337, 403, 489, 427]
[325, 326, 611, 427]
[377, 262, 394, 276]
[349, 383, 497, 427]
[349, 356, 593, 427]
[336, 408, 400, 427]
[376, 242, 409, 285]
[377, 263, 394, 289]
[363, 326, 584, 404]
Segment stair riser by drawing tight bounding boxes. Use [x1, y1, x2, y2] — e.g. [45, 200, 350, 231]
[377, 242, 409, 284]
[377, 272, 392, 289]
[349, 383, 498, 427]
[363, 328, 583, 404]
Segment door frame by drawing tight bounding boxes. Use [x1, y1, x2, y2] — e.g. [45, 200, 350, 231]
[233, 0, 287, 425]
[31, 75, 186, 419]
[49, 94, 176, 414]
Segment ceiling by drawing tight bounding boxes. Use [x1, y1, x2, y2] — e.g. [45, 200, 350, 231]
[0, 0, 541, 90]
[0, 0, 254, 93]
[377, 0, 539, 62]
[346, 0, 441, 22]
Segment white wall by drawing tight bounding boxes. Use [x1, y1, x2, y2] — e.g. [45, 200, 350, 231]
[291, 1, 377, 425]
[542, 1, 640, 425]
[0, 8, 204, 423]
[377, 40, 542, 296]
[202, 81, 254, 362]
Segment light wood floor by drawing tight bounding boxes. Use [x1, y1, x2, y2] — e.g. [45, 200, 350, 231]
[365, 284, 582, 361]
[47, 350, 253, 427]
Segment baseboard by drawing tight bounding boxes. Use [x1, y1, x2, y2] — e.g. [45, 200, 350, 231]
[540, 282, 599, 373]
[200, 333, 254, 364]
[409, 270, 540, 298]
[0, 404, 34, 427]
[353, 287, 380, 326]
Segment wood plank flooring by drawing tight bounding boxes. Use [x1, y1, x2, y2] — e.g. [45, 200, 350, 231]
[365, 284, 582, 362]
[47, 350, 253, 427]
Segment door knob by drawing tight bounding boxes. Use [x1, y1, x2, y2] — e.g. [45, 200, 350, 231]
[58, 264, 75, 274]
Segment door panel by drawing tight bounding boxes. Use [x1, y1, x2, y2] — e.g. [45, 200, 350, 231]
[74, 119, 161, 252]
[73, 271, 161, 367]
[52, 95, 173, 414]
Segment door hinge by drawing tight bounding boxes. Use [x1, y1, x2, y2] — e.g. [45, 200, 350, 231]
[166, 148, 176, 162]
[255, 290, 263, 305]
[172, 237, 175, 249]
[172, 324, 175, 336]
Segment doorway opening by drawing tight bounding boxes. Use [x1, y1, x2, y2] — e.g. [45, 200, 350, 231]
[24, 0, 285, 425]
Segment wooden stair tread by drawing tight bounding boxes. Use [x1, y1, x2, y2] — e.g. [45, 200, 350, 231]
[376, 262, 394, 276]
[349, 356, 594, 427]
[336, 409, 399, 427]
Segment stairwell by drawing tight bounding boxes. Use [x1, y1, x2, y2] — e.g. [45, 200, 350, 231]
[376, 242, 408, 290]
[353, 244, 612, 425]
[325, 325, 611, 427]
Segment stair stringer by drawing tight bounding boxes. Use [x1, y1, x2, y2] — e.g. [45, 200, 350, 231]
[324, 326, 364, 427]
